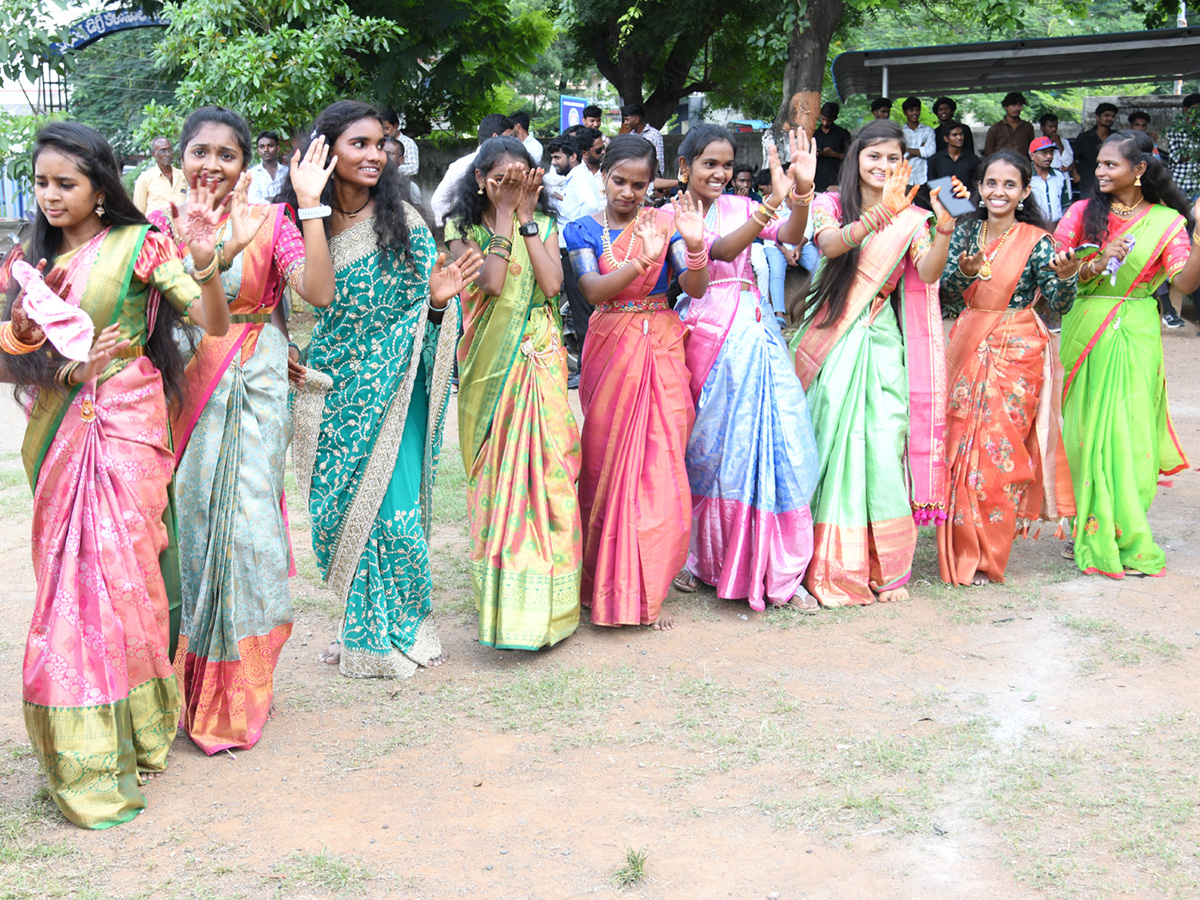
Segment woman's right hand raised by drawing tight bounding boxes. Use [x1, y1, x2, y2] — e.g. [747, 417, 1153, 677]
[881, 160, 917, 214]
[634, 210, 667, 263]
[490, 164, 528, 217]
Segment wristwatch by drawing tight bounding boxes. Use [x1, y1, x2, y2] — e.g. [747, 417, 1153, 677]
[517, 221, 539, 237]
[297, 204, 332, 220]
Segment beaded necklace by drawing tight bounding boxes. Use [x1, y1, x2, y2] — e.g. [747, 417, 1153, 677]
[601, 207, 641, 269]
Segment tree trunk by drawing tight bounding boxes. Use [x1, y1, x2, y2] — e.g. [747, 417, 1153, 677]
[772, 0, 845, 155]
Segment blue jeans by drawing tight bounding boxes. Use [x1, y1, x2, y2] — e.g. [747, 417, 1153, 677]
[764, 243, 819, 322]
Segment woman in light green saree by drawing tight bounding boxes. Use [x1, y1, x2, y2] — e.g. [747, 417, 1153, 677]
[288, 102, 481, 678]
[1052, 130, 1200, 577]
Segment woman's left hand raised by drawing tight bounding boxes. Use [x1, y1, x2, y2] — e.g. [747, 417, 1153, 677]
[290, 134, 337, 209]
[671, 191, 705, 249]
[76, 323, 131, 384]
[429, 248, 485, 307]
[785, 127, 817, 197]
[172, 171, 228, 268]
[517, 168, 545, 224]
[224, 172, 272, 261]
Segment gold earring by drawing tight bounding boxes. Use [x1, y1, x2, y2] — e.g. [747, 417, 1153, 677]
[477, 184, 485, 195]
[95, 203, 105, 218]
[1135, 174, 1142, 187]
[678, 170, 688, 184]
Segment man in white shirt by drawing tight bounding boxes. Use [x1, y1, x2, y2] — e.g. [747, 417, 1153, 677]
[430, 114, 514, 226]
[1039, 113, 1075, 178]
[900, 97, 936, 185]
[382, 109, 418, 179]
[247, 131, 288, 204]
[511, 111, 543, 166]
[1028, 136, 1069, 225]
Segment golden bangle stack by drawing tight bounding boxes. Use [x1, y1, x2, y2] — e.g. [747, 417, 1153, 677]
[192, 253, 220, 284]
[56, 361, 82, 386]
[0, 321, 46, 355]
[789, 186, 815, 207]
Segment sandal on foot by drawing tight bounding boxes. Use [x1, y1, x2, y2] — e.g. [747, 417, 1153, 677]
[672, 569, 699, 593]
[1060, 541, 1075, 561]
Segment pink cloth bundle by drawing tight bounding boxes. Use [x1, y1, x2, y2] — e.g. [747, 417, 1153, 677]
[11, 260, 94, 361]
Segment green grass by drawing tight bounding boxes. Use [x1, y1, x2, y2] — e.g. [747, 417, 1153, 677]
[1058, 614, 1180, 666]
[612, 847, 648, 888]
[270, 849, 375, 896]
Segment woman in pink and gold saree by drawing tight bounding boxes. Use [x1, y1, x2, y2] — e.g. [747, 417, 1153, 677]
[790, 120, 954, 607]
[1052, 130, 1200, 578]
[1, 122, 230, 828]
[562, 135, 709, 629]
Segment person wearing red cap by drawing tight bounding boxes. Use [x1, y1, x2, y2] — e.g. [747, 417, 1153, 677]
[1028, 135, 1069, 225]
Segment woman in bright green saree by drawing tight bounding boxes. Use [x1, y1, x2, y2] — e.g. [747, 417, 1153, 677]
[287, 102, 482, 678]
[1053, 130, 1200, 577]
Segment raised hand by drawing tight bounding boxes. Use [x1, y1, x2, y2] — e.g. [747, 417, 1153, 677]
[958, 246, 986, 277]
[634, 210, 667, 262]
[786, 127, 817, 196]
[949, 176, 969, 199]
[766, 143, 791, 206]
[489, 164, 528, 217]
[1100, 234, 1134, 266]
[172, 171, 227, 267]
[224, 172, 271, 261]
[882, 160, 917, 214]
[429, 248, 485, 306]
[76, 323, 130, 384]
[10, 258, 60, 344]
[290, 135, 337, 208]
[1048, 247, 1081, 279]
[670, 191, 705, 247]
[929, 187, 954, 234]
[517, 168, 545, 224]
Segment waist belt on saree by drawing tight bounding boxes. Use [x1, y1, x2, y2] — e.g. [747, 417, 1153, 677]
[596, 293, 669, 314]
[230, 313, 273, 324]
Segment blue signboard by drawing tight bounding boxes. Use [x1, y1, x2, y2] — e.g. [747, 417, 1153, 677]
[560, 96, 588, 133]
[53, 8, 169, 53]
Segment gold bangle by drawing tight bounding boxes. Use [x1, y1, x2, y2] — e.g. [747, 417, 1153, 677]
[0, 321, 45, 355]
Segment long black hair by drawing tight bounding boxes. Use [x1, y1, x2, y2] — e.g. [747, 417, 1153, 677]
[5, 121, 189, 409]
[970, 150, 1049, 232]
[1081, 129, 1194, 243]
[804, 119, 904, 328]
[444, 136, 553, 229]
[277, 100, 426, 271]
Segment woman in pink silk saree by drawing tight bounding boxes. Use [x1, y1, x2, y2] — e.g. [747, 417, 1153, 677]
[1, 123, 230, 828]
[562, 135, 709, 629]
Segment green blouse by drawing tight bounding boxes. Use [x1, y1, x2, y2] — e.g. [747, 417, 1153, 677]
[940, 219, 1076, 318]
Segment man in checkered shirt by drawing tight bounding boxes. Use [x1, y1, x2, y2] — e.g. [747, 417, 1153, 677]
[1166, 93, 1200, 199]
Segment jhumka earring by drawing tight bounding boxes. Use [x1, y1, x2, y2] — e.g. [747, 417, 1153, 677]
[678, 170, 689, 184]
[1135, 174, 1142, 187]
[95, 202, 105, 218]
[1017, 200, 1024, 210]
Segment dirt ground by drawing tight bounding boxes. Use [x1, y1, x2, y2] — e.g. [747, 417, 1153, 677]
[1, 322, 1198, 900]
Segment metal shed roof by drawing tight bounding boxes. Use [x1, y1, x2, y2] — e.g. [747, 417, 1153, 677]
[831, 28, 1200, 100]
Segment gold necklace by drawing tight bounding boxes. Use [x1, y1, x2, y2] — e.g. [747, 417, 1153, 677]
[976, 220, 1017, 281]
[1111, 197, 1145, 217]
[601, 207, 641, 269]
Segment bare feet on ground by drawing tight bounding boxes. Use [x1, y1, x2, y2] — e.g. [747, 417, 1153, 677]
[651, 614, 677, 631]
[319, 641, 341, 665]
[971, 571, 990, 586]
[876, 587, 909, 603]
[426, 651, 449, 667]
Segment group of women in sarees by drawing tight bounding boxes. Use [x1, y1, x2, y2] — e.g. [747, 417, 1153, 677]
[5, 102, 1197, 829]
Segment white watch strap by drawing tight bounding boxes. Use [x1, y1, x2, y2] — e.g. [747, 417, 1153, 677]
[297, 204, 332, 220]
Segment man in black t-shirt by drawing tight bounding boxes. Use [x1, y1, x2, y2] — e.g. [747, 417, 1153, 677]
[814, 102, 852, 192]
[932, 97, 974, 156]
[1073, 102, 1117, 196]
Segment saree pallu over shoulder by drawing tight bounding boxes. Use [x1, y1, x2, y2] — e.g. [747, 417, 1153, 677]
[453, 212, 582, 650]
[937, 223, 1076, 585]
[792, 205, 948, 523]
[574, 207, 694, 625]
[22, 225, 149, 488]
[168, 204, 293, 754]
[19, 227, 179, 827]
[1055, 203, 1189, 577]
[293, 211, 459, 678]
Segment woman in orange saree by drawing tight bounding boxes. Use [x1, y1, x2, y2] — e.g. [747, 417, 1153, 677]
[936, 150, 1081, 586]
[1, 122, 230, 828]
[790, 120, 954, 607]
[562, 135, 709, 629]
[1052, 130, 1200, 577]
